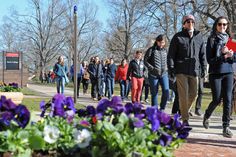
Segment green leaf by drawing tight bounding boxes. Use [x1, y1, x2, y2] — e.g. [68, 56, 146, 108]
[96, 121, 103, 130]
[17, 130, 29, 144]
[16, 149, 32, 157]
[118, 113, 129, 125]
[103, 121, 116, 132]
[29, 135, 45, 150]
[115, 123, 124, 131]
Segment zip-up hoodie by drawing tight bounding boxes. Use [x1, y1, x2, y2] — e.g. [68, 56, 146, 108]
[127, 59, 145, 79]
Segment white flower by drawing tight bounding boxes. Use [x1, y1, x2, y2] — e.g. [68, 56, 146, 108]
[43, 125, 60, 144]
[73, 129, 92, 148]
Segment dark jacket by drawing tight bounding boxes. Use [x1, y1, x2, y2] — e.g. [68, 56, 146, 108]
[127, 59, 145, 79]
[88, 62, 103, 80]
[109, 64, 117, 78]
[144, 45, 168, 77]
[104, 63, 117, 79]
[168, 29, 207, 76]
[206, 35, 236, 74]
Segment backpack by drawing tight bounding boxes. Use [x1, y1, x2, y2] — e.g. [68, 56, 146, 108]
[83, 70, 90, 80]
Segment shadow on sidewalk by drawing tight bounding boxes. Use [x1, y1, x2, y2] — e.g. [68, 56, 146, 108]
[186, 137, 236, 148]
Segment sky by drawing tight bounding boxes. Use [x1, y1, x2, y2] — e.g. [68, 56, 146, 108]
[0, 0, 110, 26]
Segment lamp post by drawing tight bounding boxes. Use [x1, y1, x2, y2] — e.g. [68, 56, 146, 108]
[73, 5, 78, 103]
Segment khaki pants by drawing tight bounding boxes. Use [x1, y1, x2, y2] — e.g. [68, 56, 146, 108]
[176, 74, 198, 121]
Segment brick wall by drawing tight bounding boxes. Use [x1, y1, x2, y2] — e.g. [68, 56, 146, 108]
[0, 68, 29, 87]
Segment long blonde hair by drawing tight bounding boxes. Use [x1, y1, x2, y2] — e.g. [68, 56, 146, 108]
[57, 55, 64, 66]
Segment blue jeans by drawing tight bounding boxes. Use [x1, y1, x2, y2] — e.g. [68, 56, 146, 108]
[149, 74, 169, 110]
[56, 77, 65, 94]
[106, 78, 112, 99]
[120, 80, 128, 100]
[111, 78, 115, 95]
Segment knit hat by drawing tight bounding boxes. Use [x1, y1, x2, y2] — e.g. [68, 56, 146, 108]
[182, 14, 195, 24]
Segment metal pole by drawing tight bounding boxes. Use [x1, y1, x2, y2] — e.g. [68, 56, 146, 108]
[2, 51, 5, 83]
[73, 5, 78, 103]
[20, 52, 23, 88]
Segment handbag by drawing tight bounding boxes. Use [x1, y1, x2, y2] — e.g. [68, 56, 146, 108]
[62, 68, 70, 84]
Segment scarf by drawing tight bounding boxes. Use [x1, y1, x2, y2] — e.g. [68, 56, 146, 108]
[216, 32, 229, 45]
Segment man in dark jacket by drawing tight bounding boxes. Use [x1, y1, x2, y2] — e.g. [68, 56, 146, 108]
[127, 50, 145, 103]
[88, 56, 103, 100]
[168, 14, 207, 125]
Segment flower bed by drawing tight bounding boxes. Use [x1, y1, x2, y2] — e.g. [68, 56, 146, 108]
[0, 82, 23, 104]
[0, 95, 191, 157]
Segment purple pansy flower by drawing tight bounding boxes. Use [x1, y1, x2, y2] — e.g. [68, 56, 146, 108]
[86, 105, 96, 116]
[111, 104, 124, 114]
[133, 118, 144, 128]
[13, 105, 30, 128]
[77, 108, 86, 117]
[110, 96, 122, 106]
[65, 97, 76, 112]
[133, 102, 143, 114]
[96, 99, 111, 114]
[0, 111, 14, 127]
[173, 114, 182, 129]
[145, 107, 160, 132]
[159, 112, 172, 125]
[0, 95, 17, 111]
[177, 126, 192, 139]
[9, 83, 19, 88]
[124, 103, 134, 114]
[158, 132, 173, 146]
[135, 113, 145, 120]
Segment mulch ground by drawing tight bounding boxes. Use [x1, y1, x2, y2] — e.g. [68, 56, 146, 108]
[174, 137, 236, 157]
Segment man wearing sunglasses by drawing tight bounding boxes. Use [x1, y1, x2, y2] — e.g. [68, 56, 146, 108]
[167, 14, 207, 126]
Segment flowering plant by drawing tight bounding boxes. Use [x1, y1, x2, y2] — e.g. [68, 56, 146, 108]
[0, 95, 191, 157]
[76, 96, 191, 157]
[0, 83, 21, 92]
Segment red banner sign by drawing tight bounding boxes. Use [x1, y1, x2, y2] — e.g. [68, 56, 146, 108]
[5, 52, 19, 57]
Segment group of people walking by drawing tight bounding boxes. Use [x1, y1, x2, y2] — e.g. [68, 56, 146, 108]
[52, 15, 235, 138]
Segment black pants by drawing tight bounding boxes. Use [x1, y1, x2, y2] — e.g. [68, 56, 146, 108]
[77, 77, 82, 97]
[91, 78, 102, 98]
[169, 78, 180, 114]
[195, 77, 204, 111]
[205, 73, 233, 128]
[82, 79, 89, 93]
[140, 80, 149, 101]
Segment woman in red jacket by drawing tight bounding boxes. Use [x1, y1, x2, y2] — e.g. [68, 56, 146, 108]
[115, 59, 129, 101]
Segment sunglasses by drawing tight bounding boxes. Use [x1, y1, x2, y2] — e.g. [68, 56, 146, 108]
[186, 20, 195, 24]
[217, 23, 227, 27]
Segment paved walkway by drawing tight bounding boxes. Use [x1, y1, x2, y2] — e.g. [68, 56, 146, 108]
[26, 84, 236, 156]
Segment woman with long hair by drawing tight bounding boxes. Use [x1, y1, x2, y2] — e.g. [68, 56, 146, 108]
[53, 55, 68, 94]
[115, 58, 129, 101]
[203, 16, 236, 138]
